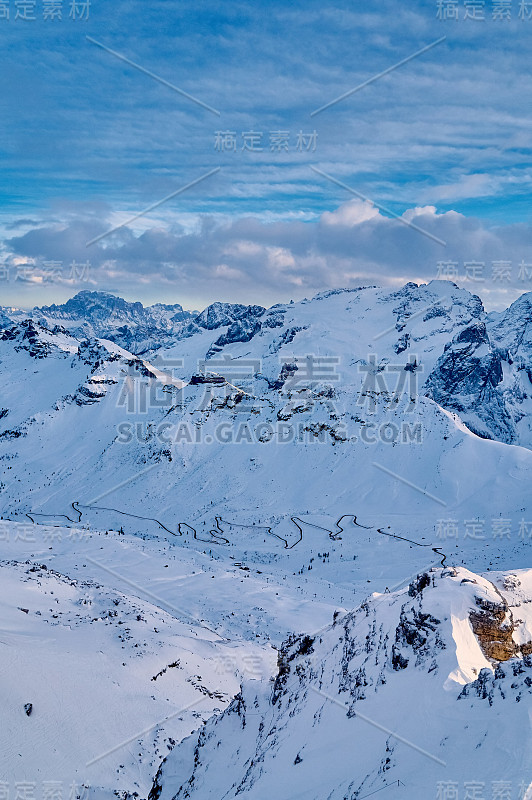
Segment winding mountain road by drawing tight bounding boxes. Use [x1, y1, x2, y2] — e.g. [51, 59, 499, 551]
[21, 503, 446, 565]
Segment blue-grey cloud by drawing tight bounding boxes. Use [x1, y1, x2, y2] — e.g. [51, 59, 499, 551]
[4, 200, 532, 310]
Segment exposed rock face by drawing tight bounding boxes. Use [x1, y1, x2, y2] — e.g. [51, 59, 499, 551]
[408, 572, 431, 597]
[147, 568, 532, 800]
[458, 657, 532, 706]
[487, 292, 532, 379]
[485, 291, 532, 447]
[469, 595, 517, 662]
[522, 641, 532, 656]
[1, 320, 54, 359]
[33, 291, 194, 354]
[424, 322, 515, 443]
[193, 302, 265, 331]
[208, 315, 263, 355]
[182, 302, 267, 355]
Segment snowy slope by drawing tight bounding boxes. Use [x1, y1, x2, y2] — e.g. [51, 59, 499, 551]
[0, 282, 530, 526]
[1, 281, 531, 800]
[0, 282, 531, 639]
[0, 526, 276, 797]
[150, 566, 532, 800]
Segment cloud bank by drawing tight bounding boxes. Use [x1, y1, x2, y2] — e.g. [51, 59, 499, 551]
[3, 199, 532, 311]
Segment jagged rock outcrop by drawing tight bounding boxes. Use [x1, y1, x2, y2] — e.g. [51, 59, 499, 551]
[469, 595, 517, 662]
[33, 291, 194, 353]
[193, 302, 265, 331]
[424, 321, 516, 443]
[147, 568, 532, 800]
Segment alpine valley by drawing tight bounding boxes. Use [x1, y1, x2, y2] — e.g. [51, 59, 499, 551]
[1, 280, 531, 800]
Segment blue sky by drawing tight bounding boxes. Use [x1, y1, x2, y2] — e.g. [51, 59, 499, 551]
[1, 0, 532, 310]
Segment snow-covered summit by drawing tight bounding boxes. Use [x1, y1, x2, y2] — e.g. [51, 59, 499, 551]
[29, 290, 194, 353]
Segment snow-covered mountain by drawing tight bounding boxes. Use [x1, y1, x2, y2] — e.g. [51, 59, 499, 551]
[1, 291, 195, 354]
[2, 282, 531, 448]
[0, 280, 531, 799]
[1, 281, 532, 517]
[30, 291, 195, 354]
[150, 566, 532, 800]
[1, 291, 273, 355]
[0, 307, 14, 328]
[0, 552, 275, 797]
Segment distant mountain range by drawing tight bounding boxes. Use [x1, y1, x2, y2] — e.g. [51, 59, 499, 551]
[2, 281, 532, 447]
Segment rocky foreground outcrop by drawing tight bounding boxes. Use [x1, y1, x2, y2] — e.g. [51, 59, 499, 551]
[148, 567, 532, 800]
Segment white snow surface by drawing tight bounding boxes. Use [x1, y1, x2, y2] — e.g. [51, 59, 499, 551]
[0, 281, 531, 799]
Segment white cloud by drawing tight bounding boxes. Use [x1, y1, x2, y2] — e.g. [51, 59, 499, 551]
[322, 199, 380, 227]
